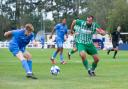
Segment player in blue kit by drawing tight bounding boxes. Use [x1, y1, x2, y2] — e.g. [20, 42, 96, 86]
[40, 34, 45, 49]
[49, 18, 68, 64]
[4, 24, 38, 79]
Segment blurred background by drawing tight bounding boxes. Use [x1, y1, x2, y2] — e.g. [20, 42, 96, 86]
[0, 0, 128, 49]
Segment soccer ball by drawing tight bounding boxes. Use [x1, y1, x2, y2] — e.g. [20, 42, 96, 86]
[50, 65, 60, 75]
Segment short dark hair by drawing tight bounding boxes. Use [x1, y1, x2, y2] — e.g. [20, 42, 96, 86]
[87, 15, 94, 20]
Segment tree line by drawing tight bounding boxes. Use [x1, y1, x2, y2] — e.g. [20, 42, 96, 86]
[0, 0, 128, 41]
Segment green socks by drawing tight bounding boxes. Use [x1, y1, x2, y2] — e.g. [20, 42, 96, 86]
[91, 62, 97, 71]
[83, 60, 98, 71]
[69, 50, 75, 55]
[82, 60, 89, 70]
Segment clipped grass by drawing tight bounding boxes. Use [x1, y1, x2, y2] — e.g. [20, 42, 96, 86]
[0, 48, 128, 89]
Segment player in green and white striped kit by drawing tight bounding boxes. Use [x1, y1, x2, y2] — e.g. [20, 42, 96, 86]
[70, 16, 105, 76]
[68, 19, 80, 59]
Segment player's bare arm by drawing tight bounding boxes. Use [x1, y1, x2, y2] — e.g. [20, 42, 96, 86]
[70, 20, 76, 34]
[4, 31, 12, 38]
[96, 28, 106, 36]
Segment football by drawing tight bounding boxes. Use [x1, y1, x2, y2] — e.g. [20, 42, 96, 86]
[50, 65, 60, 75]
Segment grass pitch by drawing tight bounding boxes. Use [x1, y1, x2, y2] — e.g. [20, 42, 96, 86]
[0, 48, 128, 89]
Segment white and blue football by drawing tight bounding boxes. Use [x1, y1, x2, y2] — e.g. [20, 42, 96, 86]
[50, 65, 60, 75]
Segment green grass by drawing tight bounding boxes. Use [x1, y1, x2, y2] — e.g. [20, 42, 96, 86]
[0, 48, 128, 89]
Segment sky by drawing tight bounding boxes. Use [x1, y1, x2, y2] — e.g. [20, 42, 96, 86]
[45, 12, 53, 20]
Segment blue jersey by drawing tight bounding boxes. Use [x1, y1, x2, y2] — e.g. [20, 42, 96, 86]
[40, 35, 45, 45]
[9, 29, 34, 48]
[54, 23, 68, 42]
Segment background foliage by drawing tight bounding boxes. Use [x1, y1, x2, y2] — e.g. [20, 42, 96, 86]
[0, 0, 128, 40]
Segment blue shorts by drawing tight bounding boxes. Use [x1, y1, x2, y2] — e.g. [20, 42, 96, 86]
[9, 43, 25, 56]
[56, 39, 64, 48]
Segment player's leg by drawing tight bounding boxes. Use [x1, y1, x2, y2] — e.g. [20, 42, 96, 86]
[113, 45, 118, 59]
[113, 49, 118, 59]
[60, 47, 66, 64]
[107, 41, 115, 55]
[23, 51, 37, 79]
[57, 41, 66, 64]
[16, 51, 32, 75]
[107, 48, 115, 54]
[68, 42, 78, 59]
[42, 44, 44, 49]
[80, 51, 93, 76]
[50, 48, 60, 64]
[91, 54, 99, 76]
[107, 49, 111, 55]
[76, 43, 92, 76]
[68, 47, 77, 60]
[50, 43, 61, 64]
[9, 45, 31, 75]
[23, 51, 32, 72]
[50, 39, 61, 64]
[112, 41, 118, 59]
[79, 51, 89, 69]
[87, 43, 99, 76]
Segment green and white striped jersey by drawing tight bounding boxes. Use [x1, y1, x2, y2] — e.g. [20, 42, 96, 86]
[74, 19, 100, 44]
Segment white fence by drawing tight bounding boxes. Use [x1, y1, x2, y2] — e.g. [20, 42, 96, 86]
[0, 41, 73, 49]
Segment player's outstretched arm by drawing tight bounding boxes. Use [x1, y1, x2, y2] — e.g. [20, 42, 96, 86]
[4, 31, 12, 38]
[96, 28, 106, 36]
[70, 20, 76, 34]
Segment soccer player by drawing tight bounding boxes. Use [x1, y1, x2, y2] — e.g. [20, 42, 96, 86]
[4, 24, 38, 79]
[40, 34, 45, 49]
[49, 18, 68, 64]
[107, 26, 121, 59]
[68, 46, 77, 60]
[70, 15, 105, 76]
[68, 18, 80, 60]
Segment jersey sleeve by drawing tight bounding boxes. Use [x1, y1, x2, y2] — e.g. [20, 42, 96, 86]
[93, 23, 101, 34]
[54, 24, 60, 31]
[95, 23, 101, 29]
[75, 19, 83, 26]
[11, 30, 19, 36]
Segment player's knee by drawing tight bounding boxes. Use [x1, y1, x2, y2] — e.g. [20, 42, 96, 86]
[79, 52, 86, 60]
[95, 59, 99, 63]
[28, 55, 32, 59]
[24, 54, 32, 59]
[93, 55, 99, 63]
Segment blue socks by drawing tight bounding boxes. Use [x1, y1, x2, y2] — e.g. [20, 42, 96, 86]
[52, 51, 64, 62]
[60, 53, 64, 62]
[52, 51, 58, 59]
[21, 60, 31, 74]
[27, 60, 32, 72]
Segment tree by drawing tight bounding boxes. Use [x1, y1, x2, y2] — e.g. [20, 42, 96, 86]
[83, 0, 114, 30]
[107, 0, 128, 31]
[107, 0, 128, 42]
